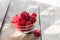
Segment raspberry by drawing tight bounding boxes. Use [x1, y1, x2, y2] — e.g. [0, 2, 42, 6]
[12, 22, 21, 28]
[32, 13, 37, 17]
[16, 22, 21, 26]
[20, 11, 27, 18]
[30, 16, 36, 24]
[21, 20, 26, 26]
[26, 21, 31, 28]
[16, 18, 20, 23]
[33, 30, 41, 37]
[10, 17, 17, 23]
[25, 13, 30, 21]
[26, 21, 31, 26]
[16, 15, 22, 22]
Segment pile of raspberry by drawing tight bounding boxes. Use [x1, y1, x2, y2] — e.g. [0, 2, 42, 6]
[11, 11, 37, 30]
[11, 11, 41, 37]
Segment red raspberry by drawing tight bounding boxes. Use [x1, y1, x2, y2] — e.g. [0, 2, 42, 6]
[16, 15, 22, 22]
[10, 17, 17, 23]
[25, 13, 30, 21]
[12, 22, 21, 28]
[20, 11, 27, 18]
[33, 30, 41, 37]
[30, 16, 36, 24]
[26, 21, 31, 28]
[16, 22, 21, 26]
[32, 13, 37, 17]
[16, 18, 20, 23]
[19, 16, 22, 21]
[21, 20, 26, 26]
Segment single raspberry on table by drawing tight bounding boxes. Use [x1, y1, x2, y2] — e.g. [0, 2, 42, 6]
[32, 13, 37, 17]
[33, 30, 41, 37]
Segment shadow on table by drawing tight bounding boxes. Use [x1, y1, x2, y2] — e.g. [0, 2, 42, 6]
[10, 33, 40, 40]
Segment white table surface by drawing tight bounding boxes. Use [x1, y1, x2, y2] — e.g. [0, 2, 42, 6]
[33, 0, 60, 7]
[40, 3, 60, 40]
[0, 0, 10, 28]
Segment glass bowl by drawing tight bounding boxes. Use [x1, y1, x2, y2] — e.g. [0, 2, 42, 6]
[11, 22, 36, 33]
